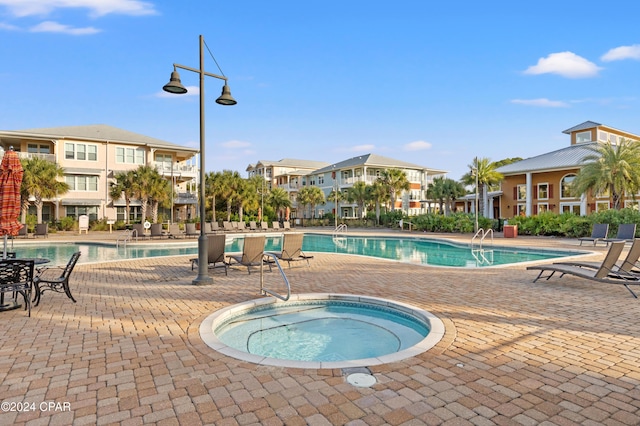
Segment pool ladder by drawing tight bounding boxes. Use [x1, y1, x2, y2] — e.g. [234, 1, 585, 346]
[259, 253, 290, 301]
[116, 229, 140, 248]
[471, 228, 493, 249]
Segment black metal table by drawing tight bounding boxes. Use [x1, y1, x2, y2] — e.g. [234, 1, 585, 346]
[0, 258, 49, 312]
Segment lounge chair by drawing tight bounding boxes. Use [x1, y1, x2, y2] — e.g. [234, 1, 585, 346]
[272, 221, 281, 231]
[227, 235, 271, 274]
[34, 223, 48, 238]
[526, 241, 640, 298]
[236, 222, 246, 232]
[557, 238, 640, 274]
[17, 224, 29, 239]
[208, 222, 221, 234]
[167, 224, 184, 239]
[283, 221, 291, 231]
[269, 233, 313, 267]
[190, 234, 229, 275]
[578, 223, 609, 246]
[33, 252, 81, 307]
[185, 223, 199, 238]
[260, 221, 271, 232]
[223, 221, 235, 232]
[249, 221, 259, 231]
[604, 223, 636, 245]
[132, 223, 146, 239]
[149, 223, 166, 239]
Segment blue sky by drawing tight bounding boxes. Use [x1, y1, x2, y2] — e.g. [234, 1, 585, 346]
[1, 1, 639, 180]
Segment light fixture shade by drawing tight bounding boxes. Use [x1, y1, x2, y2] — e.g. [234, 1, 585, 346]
[215, 84, 237, 105]
[163, 70, 188, 94]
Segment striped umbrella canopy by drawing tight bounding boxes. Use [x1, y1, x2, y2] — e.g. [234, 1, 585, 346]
[0, 149, 24, 237]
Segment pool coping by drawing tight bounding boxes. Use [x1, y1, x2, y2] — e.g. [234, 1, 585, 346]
[199, 293, 446, 369]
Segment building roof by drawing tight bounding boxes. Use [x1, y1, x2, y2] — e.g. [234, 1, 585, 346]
[247, 158, 330, 171]
[562, 121, 602, 134]
[313, 153, 448, 175]
[496, 142, 597, 175]
[0, 124, 198, 153]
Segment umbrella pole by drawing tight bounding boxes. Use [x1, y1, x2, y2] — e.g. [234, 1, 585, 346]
[2, 234, 6, 260]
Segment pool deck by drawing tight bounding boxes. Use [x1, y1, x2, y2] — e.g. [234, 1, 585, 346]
[1, 228, 640, 425]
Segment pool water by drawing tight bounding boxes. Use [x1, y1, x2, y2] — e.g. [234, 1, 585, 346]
[11, 234, 580, 267]
[216, 301, 429, 362]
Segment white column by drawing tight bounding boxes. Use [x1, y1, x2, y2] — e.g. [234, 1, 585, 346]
[526, 172, 533, 216]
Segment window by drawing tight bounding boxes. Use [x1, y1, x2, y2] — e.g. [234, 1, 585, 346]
[516, 184, 526, 201]
[576, 131, 592, 143]
[116, 147, 145, 165]
[28, 144, 50, 154]
[318, 176, 324, 185]
[560, 203, 581, 215]
[65, 175, 98, 192]
[598, 131, 609, 142]
[537, 183, 548, 200]
[537, 203, 548, 214]
[560, 174, 576, 198]
[66, 206, 98, 221]
[65, 143, 97, 161]
[596, 201, 610, 212]
[517, 204, 526, 216]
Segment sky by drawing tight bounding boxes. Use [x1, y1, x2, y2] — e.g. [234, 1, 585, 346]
[1, 1, 639, 181]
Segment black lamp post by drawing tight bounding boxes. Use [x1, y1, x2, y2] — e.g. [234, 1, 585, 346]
[163, 35, 236, 285]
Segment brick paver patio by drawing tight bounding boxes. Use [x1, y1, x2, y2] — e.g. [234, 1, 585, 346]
[1, 230, 639, 425]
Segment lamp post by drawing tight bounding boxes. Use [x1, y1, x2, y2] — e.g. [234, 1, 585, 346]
[472, 157, 479, 233]
[163, 35, 237, 285]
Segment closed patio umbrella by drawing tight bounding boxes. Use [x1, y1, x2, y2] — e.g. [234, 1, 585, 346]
[0, 148, 24, 259]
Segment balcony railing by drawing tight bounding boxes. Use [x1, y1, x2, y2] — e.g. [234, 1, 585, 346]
[13, 152, 56, 162]
[153, 162, 198, 177]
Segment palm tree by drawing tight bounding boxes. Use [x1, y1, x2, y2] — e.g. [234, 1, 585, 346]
[346, 181, 368, 218]
[367, 180, 389, 225]
[426, 177, 447, 214]
[109, 170, 137, 224]
[205, 171, 223, 222]
[21, 157, 69, 224]
[461, 157, 503, 217]
[328, 188, 346, 219]
[443, 178, 466, 215]
[572, 139, 640, 210]
[297, 186, 325, 219]
[148, 174, 171, 223]
[219, 170, 242, 221]
[268, 187, 291, 219]
[377, 169, 410, 212]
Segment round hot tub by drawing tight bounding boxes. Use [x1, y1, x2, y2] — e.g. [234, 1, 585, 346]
[199, 293, 445, 369]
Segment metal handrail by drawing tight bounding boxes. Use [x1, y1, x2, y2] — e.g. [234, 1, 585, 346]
[334, 223, 347, 234]
[260, 253, 290, 301]
[116, 229, 139, 248]
[471, 228, 494, 249]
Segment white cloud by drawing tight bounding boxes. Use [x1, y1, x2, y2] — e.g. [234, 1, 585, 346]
[0, 22, 18, 30]
[30, 20, 100, 35]
[221, 140, 252, 149]
[601, 44, 640, 62]
[524, 51, 602, 78]
[0, 0, 157, 17]
[510, 98, 570, 108]
[403, 140, 432, 151]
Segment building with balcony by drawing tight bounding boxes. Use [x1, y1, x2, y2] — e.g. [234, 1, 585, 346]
[0, 124, 199, 223]
[496, 121, 640, 218]
[247, 153, 447, 219]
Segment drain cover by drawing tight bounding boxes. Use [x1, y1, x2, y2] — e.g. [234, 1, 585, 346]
[346, 373, 376, 387]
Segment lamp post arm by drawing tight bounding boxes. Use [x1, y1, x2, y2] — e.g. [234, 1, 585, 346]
[172, 63, 228, 82]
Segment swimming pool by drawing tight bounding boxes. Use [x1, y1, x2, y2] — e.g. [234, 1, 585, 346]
[11, 233, 583, 267]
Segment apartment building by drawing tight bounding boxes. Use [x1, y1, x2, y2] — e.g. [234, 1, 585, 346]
[496, 121, 640, 218]
[248, 154, 447, 219]
[0, 124, 199, 223]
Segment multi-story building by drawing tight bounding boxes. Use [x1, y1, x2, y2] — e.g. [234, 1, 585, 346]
[496, 121, 640, 218]
[248, 153, 447, 219]
[0, 124, 199, 223]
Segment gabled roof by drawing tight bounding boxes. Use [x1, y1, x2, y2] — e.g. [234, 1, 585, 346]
[0, 124, 197, 152]
[496, 142, 597, 175]
[313, 153, 448, 175]
[562, 121, 602, 134]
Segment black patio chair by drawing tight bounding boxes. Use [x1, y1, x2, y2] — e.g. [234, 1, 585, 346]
[0, 259, 35, 316]
[33, 252, 81, 307]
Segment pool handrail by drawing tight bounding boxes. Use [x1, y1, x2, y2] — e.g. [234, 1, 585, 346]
[471, 228, 493, 249]
[260, 253, 290, 301]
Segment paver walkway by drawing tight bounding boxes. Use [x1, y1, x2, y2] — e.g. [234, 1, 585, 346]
[1, 231, 639, 425]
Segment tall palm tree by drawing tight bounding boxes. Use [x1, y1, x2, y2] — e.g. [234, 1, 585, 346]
[461, 157, 503, 217]
[131, 165, 159, 221]
[328, 188, 346, 218]
[297, 186, 325, 219]
[219, 170, 242, 221]
[572, 139, 640, 210]
[268, 187, 291, 219]
[377, 169, 410, 212]
[21, 157, 69, 224]
[205, 171, 223, 222]
[346, 181, 368, 218]
[109, 170, 137, 224]
[148, 174, 171, 223]
[426, 177, 447, 214]
[367, 180, 389, 225]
